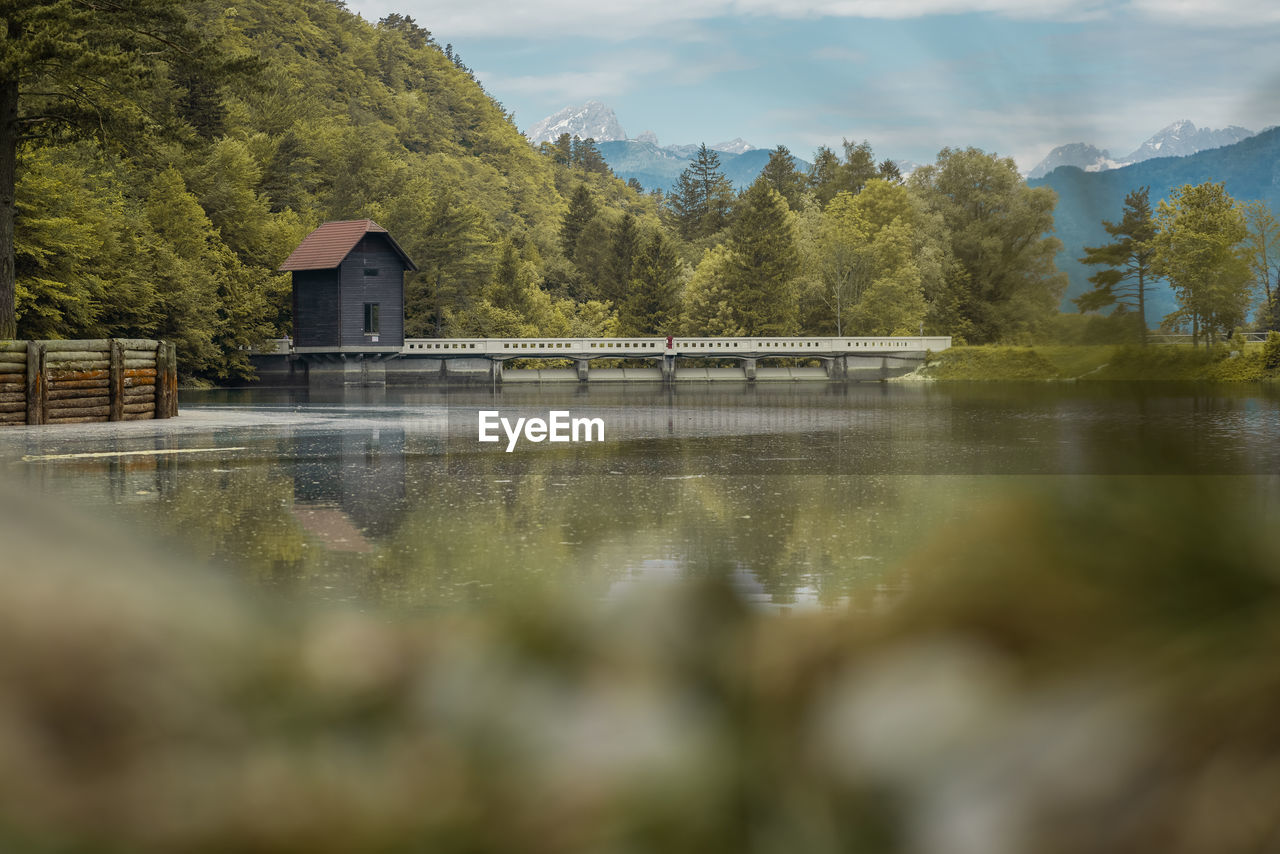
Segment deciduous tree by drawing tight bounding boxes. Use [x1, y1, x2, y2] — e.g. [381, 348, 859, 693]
[1241, 200, 1280, 330]
[910, 147, 1066, 343]
[1152, 182, 1253, 346]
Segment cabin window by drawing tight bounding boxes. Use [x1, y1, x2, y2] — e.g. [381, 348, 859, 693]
[363, 268, 379, 277]
[363, 303, 380, 335]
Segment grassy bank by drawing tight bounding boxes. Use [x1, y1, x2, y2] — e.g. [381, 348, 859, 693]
[916, 338, 1280, 382]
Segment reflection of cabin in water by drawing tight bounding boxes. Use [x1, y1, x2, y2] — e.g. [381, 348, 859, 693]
[278, 219, 417, 353]
[292, 428, 408, 547]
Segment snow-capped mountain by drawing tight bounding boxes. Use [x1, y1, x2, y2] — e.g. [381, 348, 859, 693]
[1027, 143, 1120, 180]
[1028, 121, 1257, 178]
[526, 101, 627, 144]
[1123, 120, 1254, 163]
[711, 138, 754, 155]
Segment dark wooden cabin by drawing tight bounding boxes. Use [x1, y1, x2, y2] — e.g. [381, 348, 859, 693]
[278, 220, 417, 352]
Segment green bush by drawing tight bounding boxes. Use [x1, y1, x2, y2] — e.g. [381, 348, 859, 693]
[1264, 331, 1280, 371]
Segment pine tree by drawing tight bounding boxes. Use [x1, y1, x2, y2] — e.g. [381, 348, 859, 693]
[669, 144, 733, 240]
[1075, 187, 1158, 342]
[572, 136, 609, 175]
[808, 146, 842, 208]
[603, 213, 640, 307]
[877, 159, 903, 184]
[561, 184, 597, 260]
[760, 145, 805, 210]
[0, 0, 252, 338]
[399, 186, 494, 337]
[725, 178, 800, 335]
[621, 231, 681, 335]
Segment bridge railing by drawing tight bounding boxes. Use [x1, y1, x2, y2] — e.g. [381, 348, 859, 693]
[401, 336, 951, 357]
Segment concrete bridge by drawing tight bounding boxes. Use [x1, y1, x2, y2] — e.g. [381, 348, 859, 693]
[258, 336, 952, 386]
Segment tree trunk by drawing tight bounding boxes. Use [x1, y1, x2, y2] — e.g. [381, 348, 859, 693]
[1137, 269, 1147, 345]
[0, 75, 18, 340]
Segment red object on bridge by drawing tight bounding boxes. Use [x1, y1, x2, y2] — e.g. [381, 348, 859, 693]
[666, 335, 673, 349]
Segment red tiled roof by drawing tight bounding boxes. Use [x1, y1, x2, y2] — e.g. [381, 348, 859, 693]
[278, 219, 417, 271]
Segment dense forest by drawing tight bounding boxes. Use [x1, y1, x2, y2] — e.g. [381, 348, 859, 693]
[13, 0, 1262, 381]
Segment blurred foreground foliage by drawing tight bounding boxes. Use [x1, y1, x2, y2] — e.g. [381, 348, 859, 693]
[2, 477, 1279, 853]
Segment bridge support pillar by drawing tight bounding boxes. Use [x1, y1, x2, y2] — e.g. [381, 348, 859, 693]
[825, 356, 847, 380]
[490, 359, 504, 384]
[575, 359, 589, 381]
[661, 355, 676, 382]
[743, 358, 756, 381]
[880, 356, 889, 380]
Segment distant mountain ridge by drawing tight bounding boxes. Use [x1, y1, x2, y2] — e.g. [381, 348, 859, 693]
[595, 140, 810, 193]
[1030, 126, 1280, 321]
[1028, 120, 1257, 179]
[526, 101, 789, 192]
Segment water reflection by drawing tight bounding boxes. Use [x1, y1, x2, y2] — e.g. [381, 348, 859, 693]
[3, 383, 1279, 612]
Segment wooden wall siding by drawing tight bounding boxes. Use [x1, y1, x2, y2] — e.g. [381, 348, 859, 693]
[338, 236, 405, 347]
[0, 340, 177, 426]
[293, 270, 342, 348]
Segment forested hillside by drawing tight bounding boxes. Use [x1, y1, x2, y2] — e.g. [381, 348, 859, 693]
[7, 0, 1072, 378]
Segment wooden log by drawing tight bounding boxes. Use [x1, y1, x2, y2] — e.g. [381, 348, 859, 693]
[123, 368, 156, 379]
[122, 376, 155, 388]
[122, 402, 155, 414]
[48, 380, 109, 393]
[0, 352, 26, 364]
[41, 338, 155, 353]
[121, 411, 156, 421]
[124, 349, 157, 360]
[44, 359, 109, 372]
[123, 358, 156, 370]
[168, 342, 178, 417]
[0, 372, 22, 384]
[109, 339, 125, 422]
[0, 341, 28, 353]
[0, 392, 25, 403]
[110, 338, 159, 351]
[42, 339, 111, 352]
[48, 368, 108, 383]
[123, 388, 155, 401]
[48, 396, 110, 410]
[0, 401, 27, 413]
[156, 341, 176, 418]
[26, 342, 45, 425]
[0, 382, 22, 393]
[0, 411, 27, 423]
[43, 350, 110, 363]
[47, 404, 110, 419]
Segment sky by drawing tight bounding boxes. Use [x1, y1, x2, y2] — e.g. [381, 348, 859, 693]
[343, 0, 1280, 171]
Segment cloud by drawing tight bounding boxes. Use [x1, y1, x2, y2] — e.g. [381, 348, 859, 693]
[1127, 0, 1280, 26]
[351, 0, 1279, 38]
[479, 47, 695, 103]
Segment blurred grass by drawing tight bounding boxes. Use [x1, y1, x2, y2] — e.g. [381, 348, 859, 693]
[923, 342, 1280, 382]
[1, 477, 1280, 852]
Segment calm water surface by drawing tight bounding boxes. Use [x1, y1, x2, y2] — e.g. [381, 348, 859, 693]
[3, 382, 1279, 612]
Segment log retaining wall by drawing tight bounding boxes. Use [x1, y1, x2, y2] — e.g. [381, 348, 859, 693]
[0, 340, 177, 426]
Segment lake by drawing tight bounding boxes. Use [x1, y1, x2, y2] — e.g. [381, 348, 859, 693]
[3, 382, 1279, 613]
